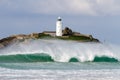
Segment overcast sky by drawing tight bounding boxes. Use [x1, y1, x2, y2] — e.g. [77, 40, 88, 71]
[0, 0, 120, 44]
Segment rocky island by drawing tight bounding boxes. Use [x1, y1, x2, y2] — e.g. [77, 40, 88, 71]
[0, 27, 99, 49]
[0, 17, 100, 49]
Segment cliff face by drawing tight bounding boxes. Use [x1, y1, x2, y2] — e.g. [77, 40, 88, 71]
[0, 32, 100, 49]
[0, 36, 16, 48]
[0, 33, 37, 49]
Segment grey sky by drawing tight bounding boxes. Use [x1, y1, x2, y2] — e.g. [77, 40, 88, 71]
[0, 0, 120, 44]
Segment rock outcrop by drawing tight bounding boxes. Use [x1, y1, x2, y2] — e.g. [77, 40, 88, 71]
[62, 27, 73, 36]
[0, 33, 39, 49]
[0, 36, 16, 48]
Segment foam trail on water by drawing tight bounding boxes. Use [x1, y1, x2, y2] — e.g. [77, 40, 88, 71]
[0, 39, 120, 62]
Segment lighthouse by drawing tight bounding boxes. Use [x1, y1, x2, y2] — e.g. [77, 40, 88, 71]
[56, 17, 62, 36]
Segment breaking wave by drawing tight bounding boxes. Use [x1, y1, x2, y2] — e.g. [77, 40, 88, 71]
[0, 53, 118, 63]
[0, 39, 120, 62]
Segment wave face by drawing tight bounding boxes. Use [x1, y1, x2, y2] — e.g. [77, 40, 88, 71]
[0, 39, 120, 62]
[0, 53, 54, 63]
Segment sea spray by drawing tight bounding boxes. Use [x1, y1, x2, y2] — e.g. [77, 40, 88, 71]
[0, 39, 119, 62]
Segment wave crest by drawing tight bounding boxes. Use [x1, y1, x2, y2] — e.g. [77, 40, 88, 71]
[0, 53, 118, 63]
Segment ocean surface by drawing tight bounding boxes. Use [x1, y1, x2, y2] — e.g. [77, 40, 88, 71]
[0, 39, 120, 80]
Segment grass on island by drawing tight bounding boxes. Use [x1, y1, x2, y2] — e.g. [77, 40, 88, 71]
[38, 33, 93, 42]
[57, 35, 92, 41]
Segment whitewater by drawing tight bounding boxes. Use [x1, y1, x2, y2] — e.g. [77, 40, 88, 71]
[0, 39, 120, 80]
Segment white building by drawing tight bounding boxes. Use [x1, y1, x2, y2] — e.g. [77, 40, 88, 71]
[56, 17, 62, 36]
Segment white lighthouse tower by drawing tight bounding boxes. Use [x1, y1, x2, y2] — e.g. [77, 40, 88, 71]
[56, 17, 62, 36]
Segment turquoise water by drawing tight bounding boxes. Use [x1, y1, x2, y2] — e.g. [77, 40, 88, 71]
[0, 39, 120, 80]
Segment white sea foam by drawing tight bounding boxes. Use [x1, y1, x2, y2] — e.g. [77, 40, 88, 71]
[0, 39, 120, 62]
[0, 67, 120, 80]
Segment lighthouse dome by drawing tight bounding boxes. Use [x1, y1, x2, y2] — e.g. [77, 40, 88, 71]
[57, 17, 62, 21]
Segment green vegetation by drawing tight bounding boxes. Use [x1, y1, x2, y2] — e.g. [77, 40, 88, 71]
[38, 33, 53, 39]
[37, 33, 99, 42]
[57, 36, 91, 41]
